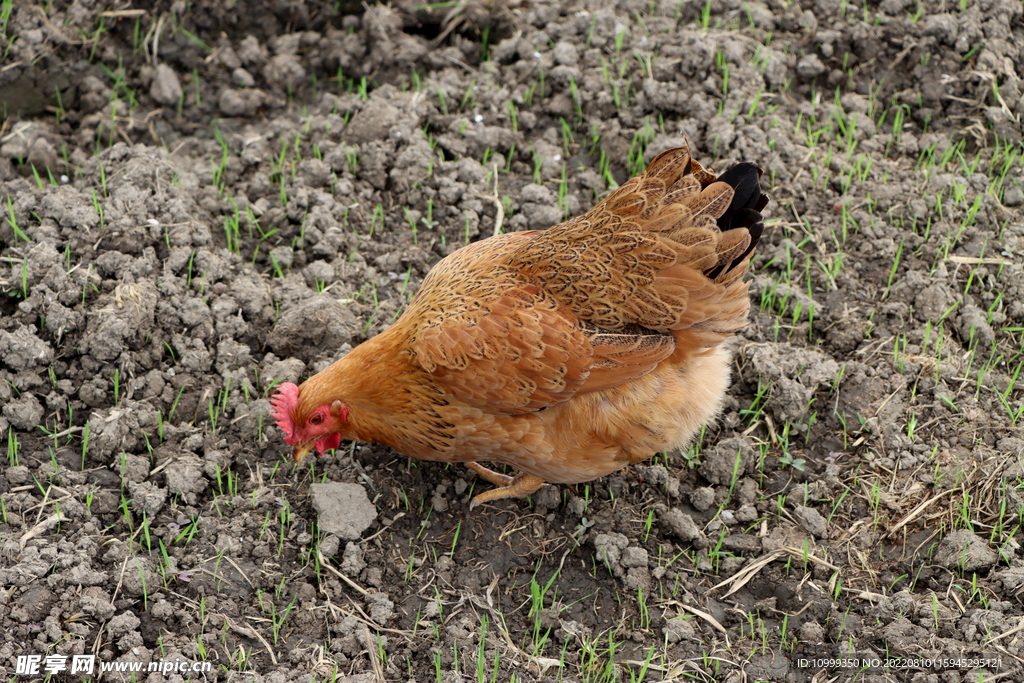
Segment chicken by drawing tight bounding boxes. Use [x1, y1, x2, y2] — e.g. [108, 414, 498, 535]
[271, 144, 768, 509]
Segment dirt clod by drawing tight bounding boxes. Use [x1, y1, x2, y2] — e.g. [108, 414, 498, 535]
[2, 0, 1022, 680]
[309, 482, 377, 540]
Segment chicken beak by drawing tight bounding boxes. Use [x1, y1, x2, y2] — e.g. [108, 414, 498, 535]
[293, 441, 315, 465]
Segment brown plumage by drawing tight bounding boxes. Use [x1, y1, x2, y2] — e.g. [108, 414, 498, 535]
[271, 144, 768, 508]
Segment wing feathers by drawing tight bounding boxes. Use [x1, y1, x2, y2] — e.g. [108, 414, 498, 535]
[408, 142, 768, 415]
[514, 142, 767, 335]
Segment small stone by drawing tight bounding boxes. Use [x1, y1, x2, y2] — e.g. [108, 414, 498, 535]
[365, 592, 395, 623]
[1003, 183, 1023, 207]
[218, 88, 265, 117]
[534, 485, 561, 509]
[621, 547, 648, 569]
[658, 506, 706, 548]
[796, 54, 827, 79]
[664, 617, 696, 643]
[232, 68, 256, 88]
[552, 41, 579, 66]
[319, 533, 340, 557]
[792, 504, 827, 538]
[935, 529, 998, 572]
[690, 486, 715, 511]
[150, 64, 182, 106]
[799, 620, 825, 643]
[310, 482, 377, 540]
[341, 542, 365, 575]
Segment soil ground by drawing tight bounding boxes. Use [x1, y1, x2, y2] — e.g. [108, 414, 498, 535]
[2, 1, 1024, 682]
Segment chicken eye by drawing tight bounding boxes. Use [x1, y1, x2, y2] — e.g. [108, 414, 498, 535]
[310, 414, 324, 425]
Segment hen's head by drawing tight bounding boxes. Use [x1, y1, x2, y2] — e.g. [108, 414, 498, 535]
[270, 382, 349, 463]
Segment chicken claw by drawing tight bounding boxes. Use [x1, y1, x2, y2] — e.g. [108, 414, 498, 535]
[466, 462, 546, 509]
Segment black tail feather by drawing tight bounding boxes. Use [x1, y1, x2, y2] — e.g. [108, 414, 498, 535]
[707, 162, 768, 279]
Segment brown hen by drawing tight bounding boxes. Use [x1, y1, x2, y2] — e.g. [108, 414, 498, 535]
[271, 144, 768, 509]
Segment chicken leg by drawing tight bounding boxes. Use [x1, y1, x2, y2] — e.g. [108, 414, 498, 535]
[466, 462, 546, 509]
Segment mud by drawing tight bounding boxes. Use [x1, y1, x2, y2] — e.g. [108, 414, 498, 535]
[1, 0, 1023, 681]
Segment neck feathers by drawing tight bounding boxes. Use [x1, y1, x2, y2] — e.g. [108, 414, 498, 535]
[297, 331, 420, 441]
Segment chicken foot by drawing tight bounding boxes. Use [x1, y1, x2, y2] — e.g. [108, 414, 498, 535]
[465, 462, 546, 510]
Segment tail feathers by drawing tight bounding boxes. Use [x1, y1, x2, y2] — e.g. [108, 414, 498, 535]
[653, 150, 767, 335]
[717, 163, 767, 227]
[513, 144, 768, 336]
[707, 162, 768, 280]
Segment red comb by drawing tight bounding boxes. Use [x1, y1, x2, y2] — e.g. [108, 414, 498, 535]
[270, 383, 300, 443]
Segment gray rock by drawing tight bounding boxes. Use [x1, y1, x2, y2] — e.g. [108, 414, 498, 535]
[219, 88, 265, 117]
[1002, 182, 1023, 207]
[914, 282, 958, 323]
[699, 436, 753, 486]
[956, 304, 995, 348]
[310, 482, 377, 540]
[792, 504, 827, 538]
[690, 486, 715, 511]
[935, 529, 998, 571]
[621, 546, 648, 568]
[796, 53, 826, 79]
[0, 325, 53, 371]
[150, 64, 182, 106]
[267, 295, 357, 361]
[922, 13, 958, 45]
[2, 393, 43, 430]
[664, 616, 696, 643]
[164, 456, 208, 505]
[658, 506, 706, 548]
[232, 67, 256, 88]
